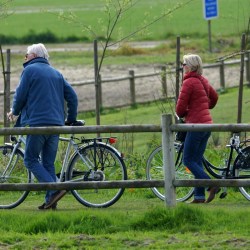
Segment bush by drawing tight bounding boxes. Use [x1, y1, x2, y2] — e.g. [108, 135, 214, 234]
[0, 29, 90, 44]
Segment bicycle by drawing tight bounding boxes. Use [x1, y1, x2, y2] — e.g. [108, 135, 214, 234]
[146, 132, 250, 202]
[0, 121, 127, 209]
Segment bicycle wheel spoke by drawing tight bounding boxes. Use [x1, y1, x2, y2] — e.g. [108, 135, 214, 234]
[66, 143, 127, 208]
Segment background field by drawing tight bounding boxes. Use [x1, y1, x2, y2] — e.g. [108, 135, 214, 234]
[1, 0, 249, 42]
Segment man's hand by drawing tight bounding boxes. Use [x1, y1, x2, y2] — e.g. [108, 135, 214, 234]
[7, 111, 17, 122]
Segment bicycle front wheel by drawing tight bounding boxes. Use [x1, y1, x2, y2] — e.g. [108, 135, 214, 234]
[233, 146, 250, 200]
[66, 143, 127, 208]
[146, 144, 194, 202]
[0, 145, 31, 209]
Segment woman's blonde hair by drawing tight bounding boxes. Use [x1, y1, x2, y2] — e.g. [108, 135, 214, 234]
[183, 54, 203, 75]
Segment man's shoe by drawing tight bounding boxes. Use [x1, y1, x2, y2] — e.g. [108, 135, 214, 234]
[38, 202, 57, 210]
[189, 199, 205, 204]
[44, 190, 67, 209]
[205, 187, 221, 203]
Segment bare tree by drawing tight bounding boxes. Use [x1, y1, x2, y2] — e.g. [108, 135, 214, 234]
[53, 0, 194, 76]
[48, 0, 194, 125]
[0, 0, 14, 82]
[0, 0, 14, 140]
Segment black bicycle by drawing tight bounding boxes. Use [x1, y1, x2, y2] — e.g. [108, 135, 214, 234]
[146, 133, 250, 202]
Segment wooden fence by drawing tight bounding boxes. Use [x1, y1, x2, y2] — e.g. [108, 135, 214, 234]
[1, 50, 250, 116]
[0, 47, 250, 127]
[71, 54, 250, 108]
[1, 114, 250, 207]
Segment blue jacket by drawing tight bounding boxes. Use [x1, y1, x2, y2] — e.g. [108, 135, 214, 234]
[12, 57, 78, 126]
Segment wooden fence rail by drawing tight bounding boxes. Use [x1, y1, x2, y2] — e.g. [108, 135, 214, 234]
[1, 116, 250, 208]
[1, 52, 250, 115]
[69, 55, 250, 108]
[1, 179, 250, 191]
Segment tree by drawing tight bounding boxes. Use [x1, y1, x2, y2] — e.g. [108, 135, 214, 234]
[0, 0, 13, 141]
[0, 0, 14, 84]
[48, 0, 194, 125]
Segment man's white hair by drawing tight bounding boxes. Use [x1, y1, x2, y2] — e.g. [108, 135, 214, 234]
[27, 43, 49, 60]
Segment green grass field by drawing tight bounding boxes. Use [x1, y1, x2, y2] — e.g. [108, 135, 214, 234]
[1, 0, 249, 42]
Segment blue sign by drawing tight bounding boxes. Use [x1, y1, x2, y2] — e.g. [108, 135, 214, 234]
[203, 0, 218, 20]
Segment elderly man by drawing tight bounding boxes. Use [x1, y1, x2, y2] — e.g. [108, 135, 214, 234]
[7, 43, 78, 210]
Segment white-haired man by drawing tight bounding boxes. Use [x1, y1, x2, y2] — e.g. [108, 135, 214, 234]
[7, 43, 78, 209]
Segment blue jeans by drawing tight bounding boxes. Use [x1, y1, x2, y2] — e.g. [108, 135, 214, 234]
[24, 134, 59, 203]
[183, 131, 211, 200]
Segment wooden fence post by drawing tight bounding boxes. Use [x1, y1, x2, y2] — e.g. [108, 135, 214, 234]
[161, 66, 167, 97]
[237, 33, 246, 124]
[246, 51, 250, 86]
[129, 69, 136, 107]
[175, 36, 181, 102]
[4, 49, 11, 143]
[94, 40, 100, 130]
[98, 74, 102, 109]
[161, 114, 176, 207]
[219, 60, 225, 90]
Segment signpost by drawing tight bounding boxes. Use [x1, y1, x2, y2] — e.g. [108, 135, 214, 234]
[203, 0, 218, 52]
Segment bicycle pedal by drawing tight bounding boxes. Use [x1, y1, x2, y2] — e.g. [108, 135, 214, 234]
[219, 192, 227, 199]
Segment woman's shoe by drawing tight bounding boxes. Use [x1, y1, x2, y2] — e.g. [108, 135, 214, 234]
[189, 199, 205, 204]
[205, 187, 221, 203]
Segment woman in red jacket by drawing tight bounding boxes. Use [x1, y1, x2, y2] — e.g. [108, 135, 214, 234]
[176, 54, 219, 203]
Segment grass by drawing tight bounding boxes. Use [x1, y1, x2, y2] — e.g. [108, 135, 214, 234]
[1, 0, 249, 42]
[1, 190, 250, 249]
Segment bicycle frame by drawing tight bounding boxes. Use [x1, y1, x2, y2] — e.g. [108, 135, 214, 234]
[7, 135, 101, 183]
[58, 135, 80, 182]
[8, 134, 123, 183]
[202, 134, 250, 179]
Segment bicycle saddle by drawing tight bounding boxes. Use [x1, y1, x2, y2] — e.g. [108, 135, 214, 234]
[65, 120, 85, 126]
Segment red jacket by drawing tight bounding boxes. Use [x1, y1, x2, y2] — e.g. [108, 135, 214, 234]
[176, 71, 218, 124]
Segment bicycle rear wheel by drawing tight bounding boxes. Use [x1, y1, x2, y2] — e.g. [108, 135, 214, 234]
[0, 145, 31, 209]
[146, 144, 194, 202]
[233, 146, 250, 200]
[66, 143, 127, 208]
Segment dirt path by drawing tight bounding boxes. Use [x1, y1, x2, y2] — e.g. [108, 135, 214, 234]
[52, 63, 242, 113]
